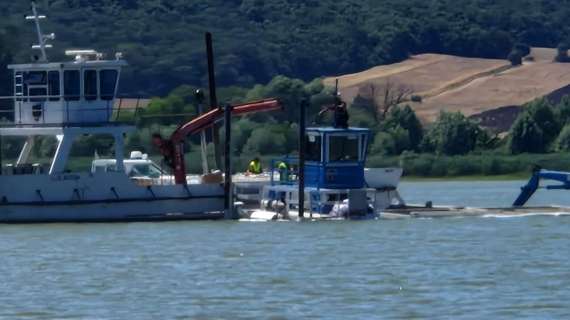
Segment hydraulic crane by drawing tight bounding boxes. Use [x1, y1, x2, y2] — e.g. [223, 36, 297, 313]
[151, 32, 281, 185]
[152, 99, 281, 184]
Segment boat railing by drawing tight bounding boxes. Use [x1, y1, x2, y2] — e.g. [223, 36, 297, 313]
[0, 95, 147, 126]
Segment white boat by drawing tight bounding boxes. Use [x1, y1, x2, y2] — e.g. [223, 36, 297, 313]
[0, 3, 227, 222]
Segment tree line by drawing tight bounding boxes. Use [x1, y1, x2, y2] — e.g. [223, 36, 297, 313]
[2, 0, 570, 96]
[3, 73, 570, 176]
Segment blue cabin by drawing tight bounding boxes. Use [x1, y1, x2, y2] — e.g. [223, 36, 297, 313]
[303, 127, 370, 189]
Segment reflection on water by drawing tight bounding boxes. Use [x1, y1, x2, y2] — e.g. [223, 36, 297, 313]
[0, 180, 569, 319]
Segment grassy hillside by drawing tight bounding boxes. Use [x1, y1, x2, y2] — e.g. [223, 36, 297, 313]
[2, 0, 570, 96]
[326, 48, 570, 131]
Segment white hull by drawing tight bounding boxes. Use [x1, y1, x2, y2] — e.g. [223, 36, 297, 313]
[0, 172, 225, 223]
[364, 168, 403, 189]
[0, 198, 224, 223]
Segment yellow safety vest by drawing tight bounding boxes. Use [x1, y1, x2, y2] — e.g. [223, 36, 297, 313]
[248, 160, 262, 174]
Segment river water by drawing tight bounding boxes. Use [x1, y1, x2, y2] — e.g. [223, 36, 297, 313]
[1, 180, 569, 319]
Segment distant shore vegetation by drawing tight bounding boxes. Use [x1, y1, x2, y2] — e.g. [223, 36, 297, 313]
[4, 74, 570, 178]
[2, 0, 570, 96]
[4, 1, 570, 176]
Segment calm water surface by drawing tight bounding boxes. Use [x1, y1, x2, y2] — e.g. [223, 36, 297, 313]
[1, 180, 569, 319]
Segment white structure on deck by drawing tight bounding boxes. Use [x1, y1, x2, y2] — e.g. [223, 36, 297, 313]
[0, 3, 225, 222]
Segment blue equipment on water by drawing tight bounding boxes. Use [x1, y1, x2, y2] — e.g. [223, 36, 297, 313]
[268, 127, 371, 190]
[513, 166, 570, 206]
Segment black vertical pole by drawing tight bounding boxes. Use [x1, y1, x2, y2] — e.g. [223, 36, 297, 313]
[205, 32, 223, 171]
[0, 134, 3, 176]
[298, 100, 307, 218]
[224, 103, 234, 219]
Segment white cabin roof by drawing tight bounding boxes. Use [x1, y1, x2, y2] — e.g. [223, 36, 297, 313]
[8, 59, 127, 71]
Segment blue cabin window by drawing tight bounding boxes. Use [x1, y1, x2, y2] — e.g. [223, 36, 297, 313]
[48, 71, 60, 101]
[99, 69, 118, 100]
[305, 135, 322, 162]
[84, 70, 98, 101]
[329, 135, 359, 162]
[64, 70, 80, 101]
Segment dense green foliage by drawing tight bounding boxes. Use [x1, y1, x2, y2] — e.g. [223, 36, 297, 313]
[2, 0, 570, 95]
[422, 112, 484, 156]
[371, 105, 424, 155]
[508, 98, 570, 154]
[555, 124, 570, 152]
[6, 1, 570, 176]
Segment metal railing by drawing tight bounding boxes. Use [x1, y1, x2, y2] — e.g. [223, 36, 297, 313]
[0, 94, 148, 126]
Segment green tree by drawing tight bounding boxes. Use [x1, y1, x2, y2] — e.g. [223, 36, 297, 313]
[371, 126, 411, 155]
[555, 43, 570, 62]
[513, 43, 531, 57]
[555, 95, 570, 127]
[530, 99, 559, 142]
[242, 127, 286, 155]
[555, 124, 570, 152]
[382, 105, 423, 151]
[508, 113, 545, 154]
[422, 112, 482, 155]
[508, 50, 522, 66]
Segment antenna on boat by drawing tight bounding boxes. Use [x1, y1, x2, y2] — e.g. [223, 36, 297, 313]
[205, 32, 223, 170]
[334, 78, 339, 100]
[27, 1, 54, 62]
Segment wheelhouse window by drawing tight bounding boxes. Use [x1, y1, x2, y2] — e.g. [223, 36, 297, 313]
[24, 71, 47, 102]
[29, 87, 47, 102]
[64, 70, 80, 101]
[329, 135, 359, 162]
[99, 69, 118, 100]
[84, 70, 98, 101]
[305, 134, 322, 162]
[24, 71, 47, 85]
[48, 71, 60, 101]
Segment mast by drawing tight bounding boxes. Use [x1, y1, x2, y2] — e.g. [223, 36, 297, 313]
[27, 1, 54, 62]
[205, 32, 223, 170]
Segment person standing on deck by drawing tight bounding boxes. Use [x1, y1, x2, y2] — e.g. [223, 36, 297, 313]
[318, 94, 349, 129]
[277, 161, 289, 182]
[247, 157, 262, 175]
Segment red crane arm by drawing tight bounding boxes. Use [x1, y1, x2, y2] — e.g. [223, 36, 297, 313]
[171, 99, 281, 142]
[153, 98, 281, 184]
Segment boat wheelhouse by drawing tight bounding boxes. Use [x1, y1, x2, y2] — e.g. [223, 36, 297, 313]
[10, 50, 124, 125]
[251, 126, 404, 220]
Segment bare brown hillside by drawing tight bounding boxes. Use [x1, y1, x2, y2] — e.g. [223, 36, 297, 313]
[324, 48, 570, 131]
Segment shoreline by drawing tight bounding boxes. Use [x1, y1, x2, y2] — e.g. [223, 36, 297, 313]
[402, 173, 528, 182]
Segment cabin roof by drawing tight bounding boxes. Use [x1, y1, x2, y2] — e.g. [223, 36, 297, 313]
[306, 127, 370, 133]
[8, 59, 127, 70]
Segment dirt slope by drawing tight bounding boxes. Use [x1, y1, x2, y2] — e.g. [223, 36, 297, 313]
[324, 48, 570, 130]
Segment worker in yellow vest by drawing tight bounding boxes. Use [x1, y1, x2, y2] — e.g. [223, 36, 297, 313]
[277, 161, 289, 182]
[247, 157, 262, 175]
